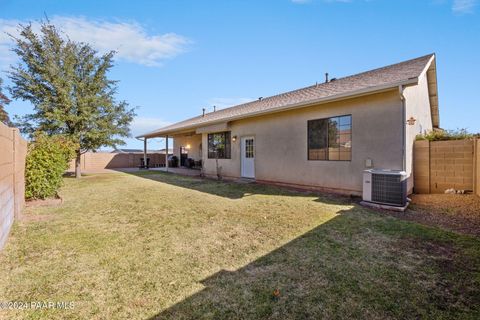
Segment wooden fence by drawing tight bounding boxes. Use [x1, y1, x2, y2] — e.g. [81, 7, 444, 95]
[0, 123, 27, 250]
[67, 152, 169, 172]
[414, 139, 479, 194]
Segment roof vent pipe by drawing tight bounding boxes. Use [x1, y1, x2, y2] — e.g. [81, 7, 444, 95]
[213, 105, 216, 112]
[202, 108, 206, 117]
[325, 73, 329, 83]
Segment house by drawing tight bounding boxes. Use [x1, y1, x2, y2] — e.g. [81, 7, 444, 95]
[137, 54, 439, 195]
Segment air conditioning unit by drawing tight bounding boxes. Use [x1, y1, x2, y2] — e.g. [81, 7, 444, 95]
[363, 169, 408, 207]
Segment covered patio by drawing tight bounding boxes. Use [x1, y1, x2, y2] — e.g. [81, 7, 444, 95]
[139, 129, 203, 172]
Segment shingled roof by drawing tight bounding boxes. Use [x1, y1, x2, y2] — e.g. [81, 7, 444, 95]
[139, 54, 436, 138]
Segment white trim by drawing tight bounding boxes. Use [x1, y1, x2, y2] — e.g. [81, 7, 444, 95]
[417, 54, 436, 81]
[241, 136, 255, 179]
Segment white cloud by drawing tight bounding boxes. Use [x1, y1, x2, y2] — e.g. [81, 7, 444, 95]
[452, 0, 477, 13]
[130, 116, 172, 137]
[206, 97, 253, 110]
[0, 16, 190, 68]
[0, 19, 20, 69]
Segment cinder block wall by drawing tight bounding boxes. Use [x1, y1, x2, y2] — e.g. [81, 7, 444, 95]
[414, 139, 476, 194]
[67, 152, 168, 172]
[0, 123, 27, 250]
[476, 139, 480, 197]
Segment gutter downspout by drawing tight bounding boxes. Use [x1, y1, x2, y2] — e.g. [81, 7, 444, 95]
[399, 85, 406, 172]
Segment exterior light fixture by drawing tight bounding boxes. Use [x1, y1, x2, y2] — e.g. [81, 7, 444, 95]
[232, 135, 237, 142]
[406, 117, 417, 126]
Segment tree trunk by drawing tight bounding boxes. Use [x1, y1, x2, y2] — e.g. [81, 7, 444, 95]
[75, 151, 82, 179]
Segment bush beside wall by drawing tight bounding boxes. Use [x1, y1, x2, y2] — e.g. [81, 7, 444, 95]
[25, 134, 76, 200]
[416, 129, 479, 142]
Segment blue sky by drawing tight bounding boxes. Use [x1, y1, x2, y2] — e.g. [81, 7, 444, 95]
[1, 0, 479, 150]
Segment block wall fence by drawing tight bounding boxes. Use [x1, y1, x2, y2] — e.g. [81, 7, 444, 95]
[67, 152, 168, 172]
[0, 123, 27, 250]
[414, 139, 479, 195]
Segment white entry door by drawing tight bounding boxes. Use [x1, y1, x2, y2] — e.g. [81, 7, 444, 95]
[241, 136, 255, 178]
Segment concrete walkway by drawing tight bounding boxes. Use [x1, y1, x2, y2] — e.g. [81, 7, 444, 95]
[66, 167, 201, 176]
[150, 167, 201, 176]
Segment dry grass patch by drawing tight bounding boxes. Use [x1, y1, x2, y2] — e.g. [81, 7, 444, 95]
[0, 171, 479, 319]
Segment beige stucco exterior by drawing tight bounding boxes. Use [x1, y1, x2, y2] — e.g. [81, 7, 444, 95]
[197, 90, 407, 195]
[172, 134, 203, 161]
[403, 72, 434, 193]
[164, 70, 435, 196]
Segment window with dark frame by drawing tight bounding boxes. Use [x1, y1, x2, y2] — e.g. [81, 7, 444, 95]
[245, 138, 254, 158]
[308, 115, 352, 161]
[207, 131, 231, 159]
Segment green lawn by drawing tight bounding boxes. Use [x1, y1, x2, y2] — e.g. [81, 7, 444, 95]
[1, 171, 479, 319]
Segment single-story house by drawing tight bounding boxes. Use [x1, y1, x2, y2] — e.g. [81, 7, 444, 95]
[137, 54, 439, 195]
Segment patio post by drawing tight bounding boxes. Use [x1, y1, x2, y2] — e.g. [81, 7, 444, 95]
[143, 138, 148, 169]
[165, 135, 169, 172]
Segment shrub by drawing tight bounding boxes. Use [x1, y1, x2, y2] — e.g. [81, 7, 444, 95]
[416, 129, 477, 142]
[25, 134, 77, 200]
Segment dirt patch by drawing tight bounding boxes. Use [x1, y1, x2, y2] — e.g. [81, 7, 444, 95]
[395, 237, 479, 311]
[386, 194, 480, 237]
[399, 237, 458, 259]
[410, 194, 480, 219]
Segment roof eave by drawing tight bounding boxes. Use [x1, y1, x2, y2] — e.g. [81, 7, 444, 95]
[137, 78, 419, 139]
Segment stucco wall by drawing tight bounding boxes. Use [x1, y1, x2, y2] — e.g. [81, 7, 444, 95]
[173, 134, 202, 162]
[201, 90, 404, 194]
[0, 124, 27, 251]
[403, 72, 434, 193]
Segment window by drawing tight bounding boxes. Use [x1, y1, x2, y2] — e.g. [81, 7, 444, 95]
[208, 132, 231, 159]
[245, 138, 254, 158]
[308, 115, 352, 161]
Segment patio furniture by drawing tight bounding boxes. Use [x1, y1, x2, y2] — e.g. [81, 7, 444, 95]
[139, 158, 150, 169]
[168, 155, 179, 168]
[185, 158, 195, 168]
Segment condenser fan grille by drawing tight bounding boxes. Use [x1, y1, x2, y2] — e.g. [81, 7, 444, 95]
[371, 173, 406, 206]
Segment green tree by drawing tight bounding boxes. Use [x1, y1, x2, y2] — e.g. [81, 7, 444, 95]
[8, 20, 136, 178]
[0, 77, 11, 126]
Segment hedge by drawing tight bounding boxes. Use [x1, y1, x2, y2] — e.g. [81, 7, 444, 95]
[25, 134, 77, 200]
[416, 129, 479, 142]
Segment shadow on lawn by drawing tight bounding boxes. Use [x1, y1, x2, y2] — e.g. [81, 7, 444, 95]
[149, 209, 357, 319]
[121, 169, 354, 203]
[110, 169, 480, 318]
[145, 206, 478, 319]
